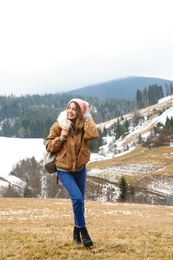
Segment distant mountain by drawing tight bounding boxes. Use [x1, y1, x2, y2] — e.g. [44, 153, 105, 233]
[67, 76, 173, 100]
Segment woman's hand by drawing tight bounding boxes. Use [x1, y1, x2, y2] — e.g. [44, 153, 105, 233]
[61, 129, 69, 138]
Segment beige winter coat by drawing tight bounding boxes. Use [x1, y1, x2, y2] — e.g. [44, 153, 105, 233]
[46, 112, 99, 172]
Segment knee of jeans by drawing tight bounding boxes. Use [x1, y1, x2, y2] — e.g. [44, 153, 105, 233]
[72, 197, 83, 206]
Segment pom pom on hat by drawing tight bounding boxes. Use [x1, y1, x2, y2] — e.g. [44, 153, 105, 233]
[68, 98, 89, 114]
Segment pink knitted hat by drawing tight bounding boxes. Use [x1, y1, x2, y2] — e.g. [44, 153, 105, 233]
[68, 98, 88, 114]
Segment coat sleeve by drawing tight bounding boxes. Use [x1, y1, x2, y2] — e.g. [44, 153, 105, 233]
[45, 122, 64, 153]
[83, 117, 100, 140]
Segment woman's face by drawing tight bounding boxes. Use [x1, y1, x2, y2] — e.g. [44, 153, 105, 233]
[67, 102, 78, 121]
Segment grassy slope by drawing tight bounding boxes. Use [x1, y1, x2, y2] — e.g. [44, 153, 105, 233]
[87, 145, 173, 184]
[1, 198, 173, 260]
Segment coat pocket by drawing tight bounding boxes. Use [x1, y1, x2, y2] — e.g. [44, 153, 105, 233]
[77, 147, 90, 168]
[55, 150, 73, 170]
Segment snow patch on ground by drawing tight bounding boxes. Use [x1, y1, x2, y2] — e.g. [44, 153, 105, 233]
[5, 175, 26, 188]
[88, 164, 164, 183]
[147, 176, 173, 197]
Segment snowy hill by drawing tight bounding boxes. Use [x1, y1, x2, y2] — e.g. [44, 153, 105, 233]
[97, 95, 173, 156]
[0, 138, 45, 177]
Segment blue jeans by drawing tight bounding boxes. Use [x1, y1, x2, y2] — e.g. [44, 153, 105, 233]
[57, 166, 86, 228]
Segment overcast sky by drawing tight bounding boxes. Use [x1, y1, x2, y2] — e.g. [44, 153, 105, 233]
[0, 0, 173, 96]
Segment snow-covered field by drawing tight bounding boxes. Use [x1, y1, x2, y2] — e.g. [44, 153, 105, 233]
[0, 137, 45, 177]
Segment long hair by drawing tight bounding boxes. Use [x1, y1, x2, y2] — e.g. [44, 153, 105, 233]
[67, 102, 84, 130]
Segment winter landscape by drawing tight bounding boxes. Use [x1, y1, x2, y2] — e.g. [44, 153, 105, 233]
[1, 96, 173, 204]
[1, 1, 173, 258]
[1, 95, 173, 259]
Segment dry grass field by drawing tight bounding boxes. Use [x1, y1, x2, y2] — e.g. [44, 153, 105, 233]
[1, 198, 173, 260]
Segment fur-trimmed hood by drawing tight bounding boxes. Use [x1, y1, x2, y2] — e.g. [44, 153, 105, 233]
[57, 110, 72, 130]
[46, 110, 99, 172]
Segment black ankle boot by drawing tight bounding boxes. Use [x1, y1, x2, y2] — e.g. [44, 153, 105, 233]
[73, 226, 82, 244]
[80, 227, 93, 247]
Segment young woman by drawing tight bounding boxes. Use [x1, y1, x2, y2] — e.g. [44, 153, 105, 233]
[46, 98, 99, 247]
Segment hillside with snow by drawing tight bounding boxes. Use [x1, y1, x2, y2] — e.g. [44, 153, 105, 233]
[97, 95, 173, 156]
[1, 95, 173, 204]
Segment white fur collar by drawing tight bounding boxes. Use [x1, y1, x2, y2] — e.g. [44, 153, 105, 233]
[57, 110, 72, 130]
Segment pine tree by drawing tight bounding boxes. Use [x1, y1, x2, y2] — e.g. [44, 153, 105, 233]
[136, 89, 143, 109]
[119, 176, 128, 200]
